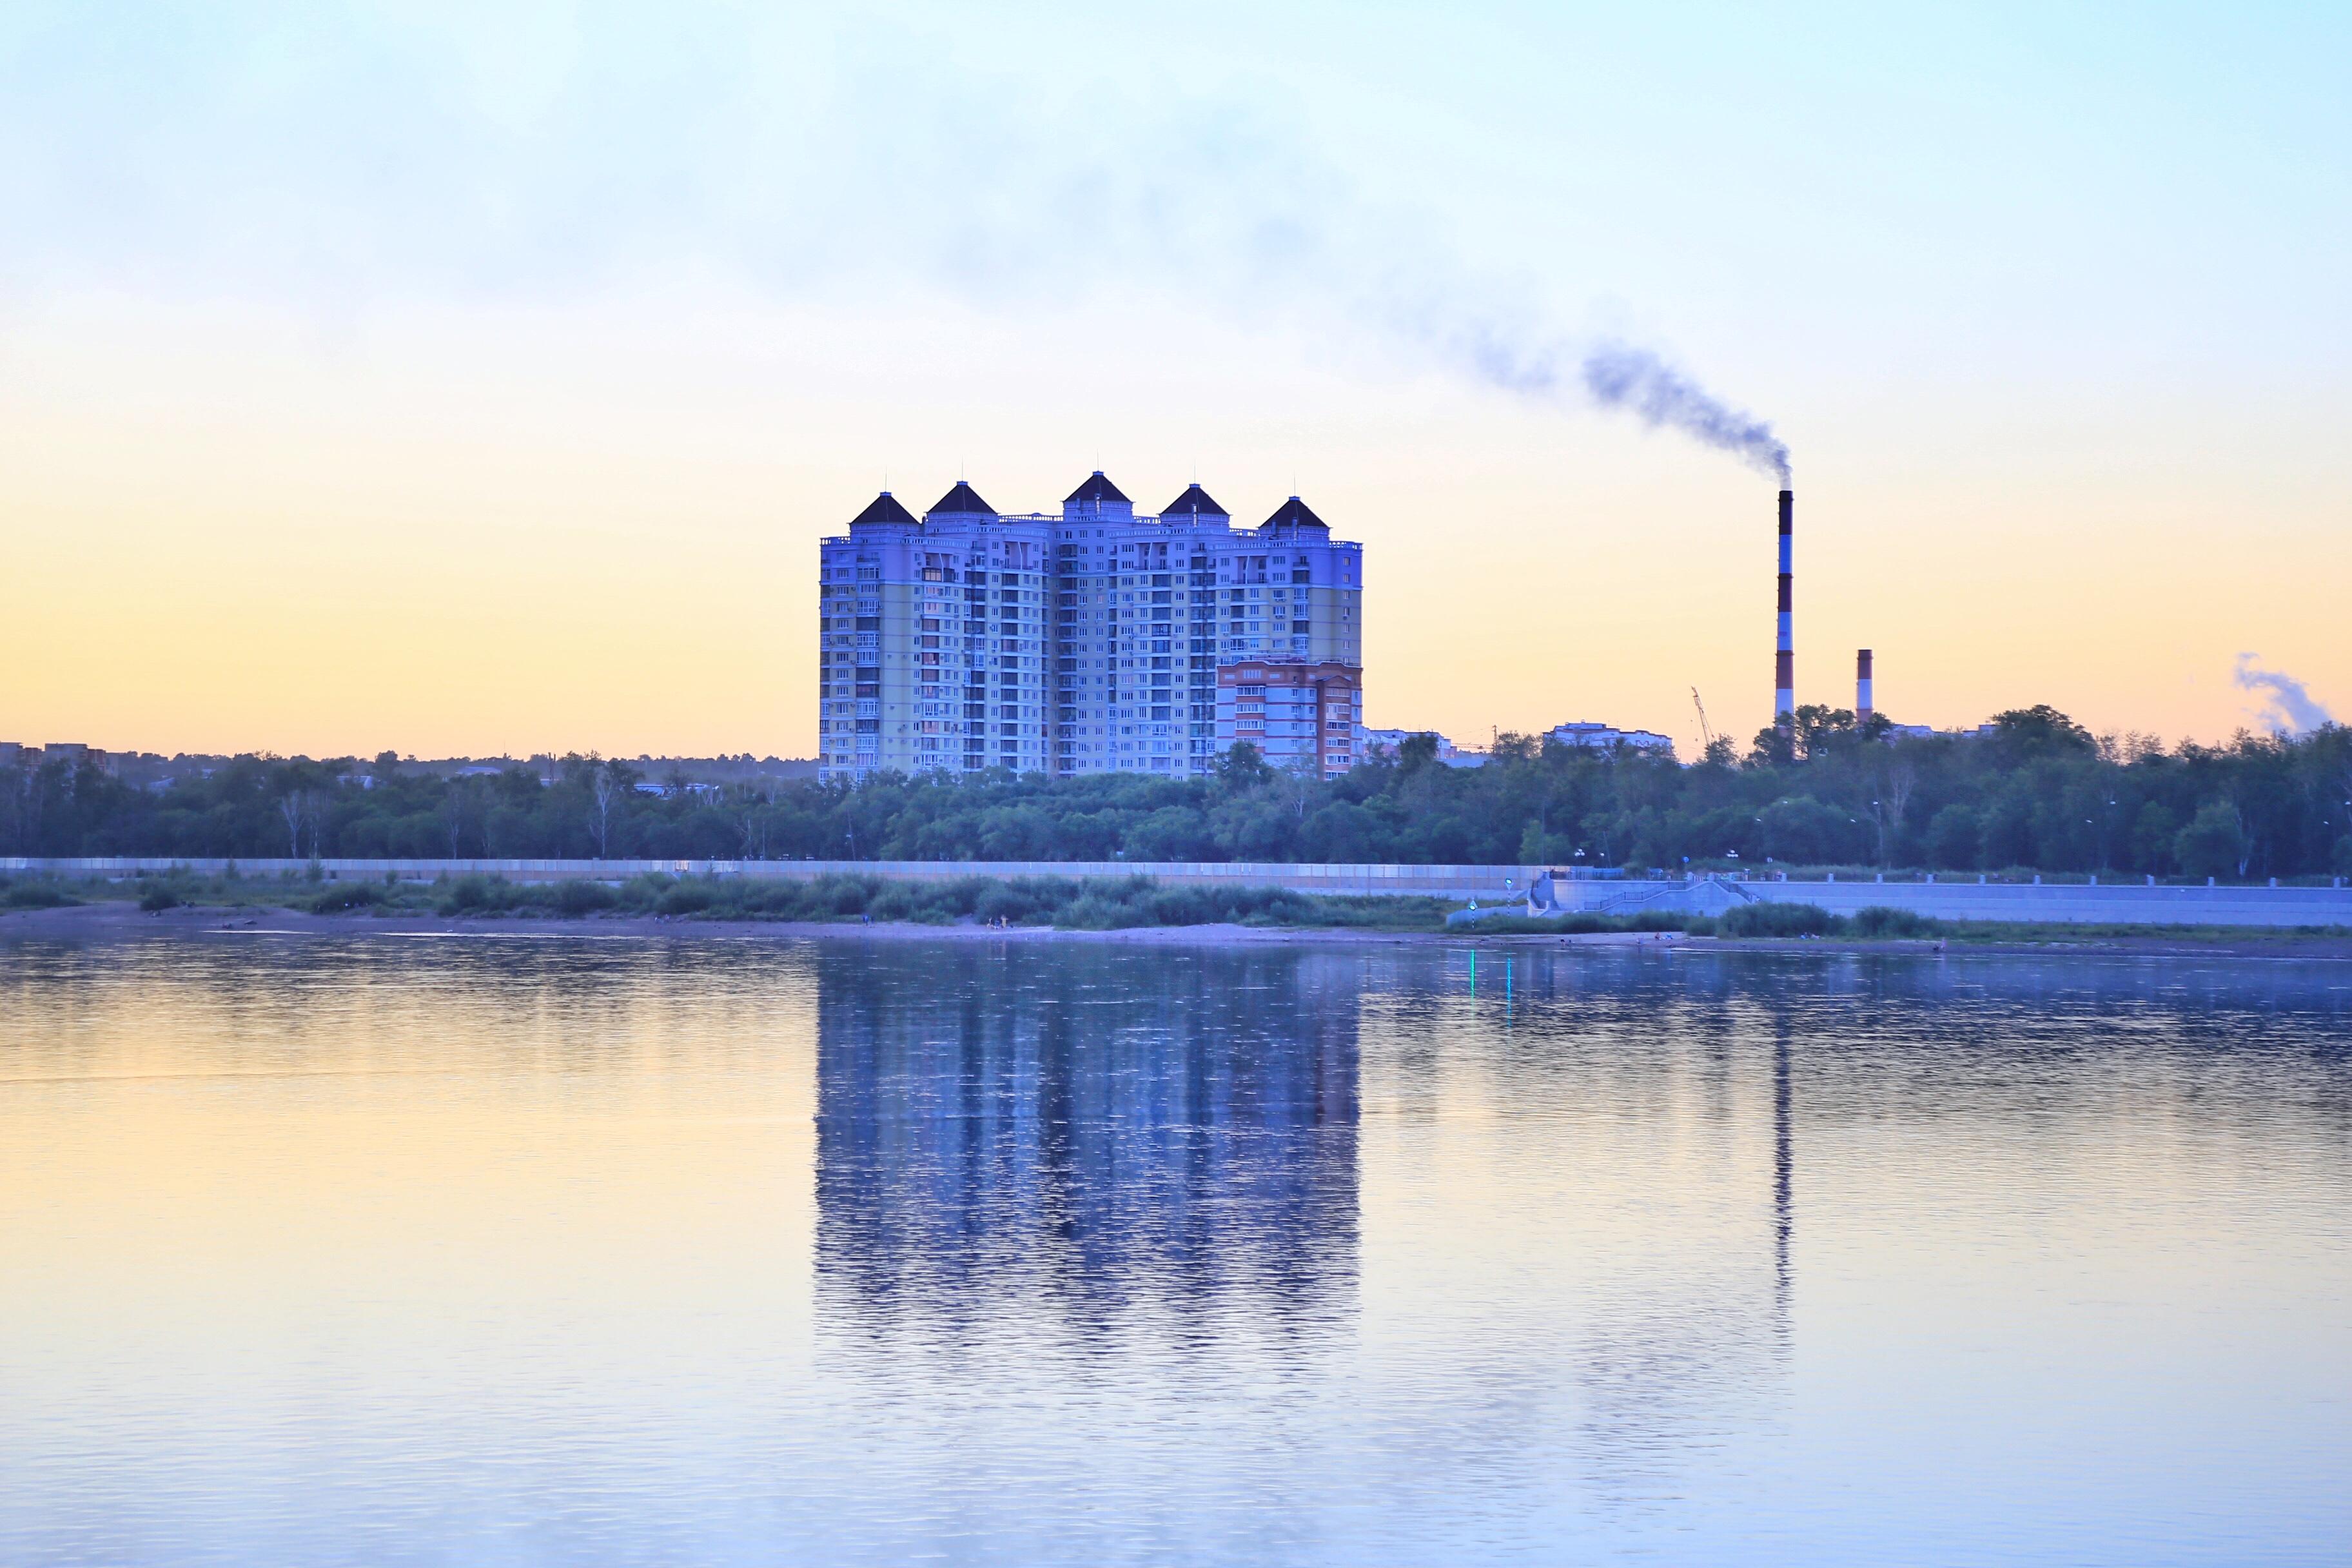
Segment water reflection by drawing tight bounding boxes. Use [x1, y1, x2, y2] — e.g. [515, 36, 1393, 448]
[814, 945, 1360, 1346]
[1776, 1016, 1793, 1320]
[2, 934, 2347, 1564]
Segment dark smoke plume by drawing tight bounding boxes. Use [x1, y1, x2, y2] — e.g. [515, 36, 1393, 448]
[1580, 342, 1792, 482]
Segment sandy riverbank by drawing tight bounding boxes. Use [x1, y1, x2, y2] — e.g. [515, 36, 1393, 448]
[6, 900, 2352, 960]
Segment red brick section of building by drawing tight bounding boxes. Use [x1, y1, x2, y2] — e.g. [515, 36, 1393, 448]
[1216, 660, 1361, 780]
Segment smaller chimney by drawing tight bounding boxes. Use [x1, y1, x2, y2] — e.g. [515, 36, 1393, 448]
[1856, 649, 1874, 725]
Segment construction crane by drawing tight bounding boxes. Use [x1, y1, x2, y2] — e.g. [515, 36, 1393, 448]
[1692, 687, 1714, 752]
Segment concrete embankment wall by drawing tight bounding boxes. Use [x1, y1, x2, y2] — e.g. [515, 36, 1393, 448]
[5, 858, 2347, 928]
[1560, 876, 2352, 929]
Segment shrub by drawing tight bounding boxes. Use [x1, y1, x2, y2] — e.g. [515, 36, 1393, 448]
[551, 879, 617, 916]
[139, 885, 182, 912]
[1718, 901, 1840, 937]
[1057, 890, 1142, 929]
[436, 874, 518, 915]
[975, 881, 1043, 925]
[655, 881, 716, 916]
[307, 882, 387, 913]
[3, 881, 75, 909]
[1849, 905, 1945, 938]
[816, 875, 878, 917]
[865, 883, 935, 923]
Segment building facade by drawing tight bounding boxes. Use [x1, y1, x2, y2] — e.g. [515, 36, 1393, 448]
[818, 474, 1363, 783]
[1358, 728, 1466, 763]
[1217, 660, 1361, 780]
[1546, 721, 1675, 754]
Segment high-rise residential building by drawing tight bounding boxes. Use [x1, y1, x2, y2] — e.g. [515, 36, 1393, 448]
[817, 473, 1363, 783]
[815, 483, 1053, 781]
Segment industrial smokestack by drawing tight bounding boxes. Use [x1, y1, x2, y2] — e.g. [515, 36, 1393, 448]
[1774, 489, 1794, 720]
[1856, 649, 1874, 725]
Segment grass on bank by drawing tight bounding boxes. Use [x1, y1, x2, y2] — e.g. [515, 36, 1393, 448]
[5, 867, 1456, 931]
[6, 870, 2349, 943]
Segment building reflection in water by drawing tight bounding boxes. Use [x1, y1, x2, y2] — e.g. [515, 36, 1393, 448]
[814, 944, 1361, 1346]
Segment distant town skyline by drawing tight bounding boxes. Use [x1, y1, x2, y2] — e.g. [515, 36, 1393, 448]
[3, 4, 2346, 758]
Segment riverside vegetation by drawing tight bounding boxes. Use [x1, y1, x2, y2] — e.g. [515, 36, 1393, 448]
[6, 706, 2351, 881]
[10, 868, 2341, 945]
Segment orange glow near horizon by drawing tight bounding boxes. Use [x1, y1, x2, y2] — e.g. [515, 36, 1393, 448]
[5, 291, 2342, 761]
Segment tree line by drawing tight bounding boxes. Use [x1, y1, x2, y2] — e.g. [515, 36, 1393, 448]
[5, 709, 2349, 879]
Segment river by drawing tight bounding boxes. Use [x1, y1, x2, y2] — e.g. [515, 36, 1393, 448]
[3, 932, 2347, 1563]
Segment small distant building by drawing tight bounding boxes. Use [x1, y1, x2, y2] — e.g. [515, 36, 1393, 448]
[0, 743, 25, 768]
[1360, 727, 1460, 761]
[1547, 721, 1674, 755]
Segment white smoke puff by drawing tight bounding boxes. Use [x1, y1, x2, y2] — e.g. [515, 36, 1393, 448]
[2234, 654, 2336, 736]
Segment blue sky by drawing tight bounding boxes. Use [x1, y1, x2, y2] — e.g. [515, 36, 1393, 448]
[3, 2, 2346, 754]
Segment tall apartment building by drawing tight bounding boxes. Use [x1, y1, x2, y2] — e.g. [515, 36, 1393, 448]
[817, 473, 1363, 783]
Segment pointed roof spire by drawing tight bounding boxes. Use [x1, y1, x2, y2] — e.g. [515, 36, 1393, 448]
[1260, 495, 1328, 533]
[848, 491, 918, 529]
[1162, 483, 1229, 519]
[927, 480, 996, 516]
[1064, 471, 1131, 506]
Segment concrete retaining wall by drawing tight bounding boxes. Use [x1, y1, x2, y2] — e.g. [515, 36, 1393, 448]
[5, 858, 2346, 927]
[1559, 875, 2352, 929]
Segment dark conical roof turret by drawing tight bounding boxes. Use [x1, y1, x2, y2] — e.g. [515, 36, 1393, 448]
[1065, 471, 1130, 506]
[1260, 495, 1328, 532]
[928, 480, 997, 516]
[848, 491, 918, 528]
[1162, 484, 1228, 519]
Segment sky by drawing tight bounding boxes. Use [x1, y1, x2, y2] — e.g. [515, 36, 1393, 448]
[2, 1, 2347, 760]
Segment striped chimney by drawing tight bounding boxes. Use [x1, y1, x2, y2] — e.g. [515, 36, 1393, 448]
[1856, 648, 1874, 725]
[1774, 489, 1794, 720]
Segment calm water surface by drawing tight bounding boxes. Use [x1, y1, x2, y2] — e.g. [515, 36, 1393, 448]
[3, 933, 2348, 1565]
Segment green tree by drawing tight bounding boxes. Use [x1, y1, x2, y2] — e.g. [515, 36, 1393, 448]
[2130, 802, 2179, 873]
[1924, 803, 1981, 870]
[2173, 801, 2249, 881]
